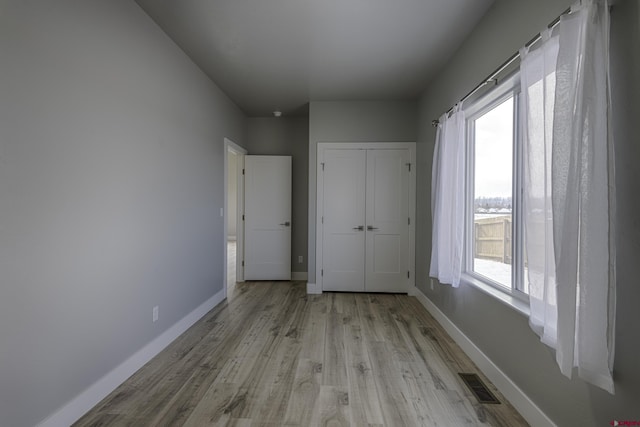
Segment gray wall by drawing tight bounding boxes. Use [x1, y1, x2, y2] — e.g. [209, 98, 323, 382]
[0, 1, 245, 426]
[245, 117, 309, 274]
[307, 101, 418, 282]
[415, 0, 640, 425]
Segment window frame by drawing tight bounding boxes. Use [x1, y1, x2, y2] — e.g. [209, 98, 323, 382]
[462, 72, 529, 304]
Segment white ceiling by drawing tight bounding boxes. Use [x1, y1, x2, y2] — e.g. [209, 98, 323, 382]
[135, 0, 495, 117]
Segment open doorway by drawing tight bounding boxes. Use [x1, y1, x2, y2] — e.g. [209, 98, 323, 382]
[224, 138, 246, 300]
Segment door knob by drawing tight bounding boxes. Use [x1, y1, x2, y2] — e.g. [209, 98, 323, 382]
[280, 221, 291, 227]
[367, 225, 379, 230]
[353, 225, 364, 231]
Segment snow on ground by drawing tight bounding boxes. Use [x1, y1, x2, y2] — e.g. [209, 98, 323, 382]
[474, 258, 512, 288]
[473, 258, 530, 294]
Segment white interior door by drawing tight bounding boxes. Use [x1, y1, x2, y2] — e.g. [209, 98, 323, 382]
[244, 156, 291, 280]
[321, 149, 366, 292]
[365, 149, 410, 292]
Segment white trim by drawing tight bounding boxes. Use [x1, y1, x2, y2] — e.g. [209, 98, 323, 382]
[412, 288, 556, 427]
[407, 144, 417, 291]
[224, 138, 247, 299]
[463, 75, 528, 298]
[37, 288, 226, 427]
[291, 272, 308, 281]
[460, 274, 530, 317]
[306, 282, 322, 294]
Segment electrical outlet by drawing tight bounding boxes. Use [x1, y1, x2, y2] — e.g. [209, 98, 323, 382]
[298, 255, 303, 263]
[153, 306, 159, 322]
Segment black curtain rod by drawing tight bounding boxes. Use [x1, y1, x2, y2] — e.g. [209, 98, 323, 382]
[431, 6, 572, 127]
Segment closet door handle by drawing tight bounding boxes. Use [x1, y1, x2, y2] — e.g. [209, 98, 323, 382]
[353, 225, 364, 231]
[280, 221, 291, 227]
[367, 225, 379, 231]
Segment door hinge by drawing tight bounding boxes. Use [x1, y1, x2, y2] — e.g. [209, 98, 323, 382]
[321, 269, 324, 277]
[321, 162, 325, 171]
[408, 217, 411, 225]
[406, 163, 412, 172]
[242, 261, 245, 267]
[242, 168, 245, 175]
[407, 271, 410, 279]
[242, 214, 245, 221]
[321, 216, 324, 224]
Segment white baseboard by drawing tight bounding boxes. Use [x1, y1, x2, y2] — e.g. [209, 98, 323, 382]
[291, 272, 308, 281]
[37, 288, 226, 427]
[306, 282, 322, 294]
[411, 287, 556, 427]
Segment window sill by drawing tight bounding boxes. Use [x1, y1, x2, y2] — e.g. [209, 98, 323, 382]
[460, 273, 530, 317]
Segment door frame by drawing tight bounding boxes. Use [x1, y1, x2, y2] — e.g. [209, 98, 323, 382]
[224, 138, 247, 299]
[315, 142, 416, 293]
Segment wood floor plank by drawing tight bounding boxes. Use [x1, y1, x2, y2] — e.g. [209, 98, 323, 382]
[181, 382, 240, 426]
[227, 418, 252, 427]
[343, 323, 385, 426]
[322, 295, 348, 388]
[75, 283, 529, 427]
[282, 358, 322, 426]
[256, 312, 305, 423]
[299, 294, 327, 360]
[201, 284, 300, 422]
[308, 386, 351, 427]
[354, 294, 386, 343]
[370, 294, 416, 362]
[333, 292, 359, 326]
[367, 340, 421, 427]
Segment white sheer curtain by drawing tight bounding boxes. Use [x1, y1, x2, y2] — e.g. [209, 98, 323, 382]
[521, 0, 616, 393]
[520, 28, 560, 349]
[430, 104, 465, 287]
[553, 0, 616, 393]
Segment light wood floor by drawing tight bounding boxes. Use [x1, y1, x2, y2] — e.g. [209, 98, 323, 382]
[75, 282, 528, 426]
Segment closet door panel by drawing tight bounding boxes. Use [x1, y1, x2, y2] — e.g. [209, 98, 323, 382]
[321, 149, 366, 292]
[365, 149, 410, 292]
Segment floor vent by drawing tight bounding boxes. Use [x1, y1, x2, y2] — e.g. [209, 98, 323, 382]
[458, 373, 501, 404]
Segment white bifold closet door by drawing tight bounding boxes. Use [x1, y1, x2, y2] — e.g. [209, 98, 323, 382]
[321, 148, 410, 293]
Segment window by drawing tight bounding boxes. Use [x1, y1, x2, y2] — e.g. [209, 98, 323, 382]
[464, 74, 527, 298]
